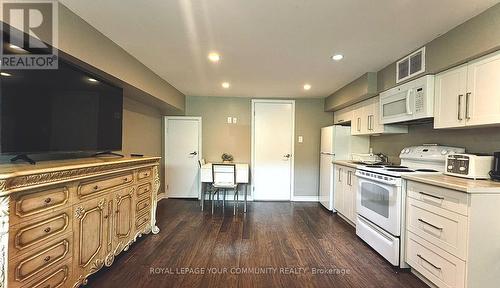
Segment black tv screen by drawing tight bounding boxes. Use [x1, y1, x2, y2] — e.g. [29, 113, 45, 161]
[0, 60, 123, 154]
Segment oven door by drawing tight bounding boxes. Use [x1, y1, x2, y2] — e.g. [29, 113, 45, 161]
[380, 88, 415, 124]
[357, 176, 401, 236]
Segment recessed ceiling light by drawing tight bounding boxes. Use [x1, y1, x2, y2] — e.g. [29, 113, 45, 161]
[331, 54, 344, 61]
[87, 77, 98, 83]
[1, 72, 12, 77]
[303, 84, 311, 90]
[208, 52, 220, 62]
[221, 82, 230, 88]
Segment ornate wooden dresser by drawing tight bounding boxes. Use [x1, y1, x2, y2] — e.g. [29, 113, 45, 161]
[0, 157, 161, 288]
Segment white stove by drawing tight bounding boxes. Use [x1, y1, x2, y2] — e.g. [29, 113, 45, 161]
[354, 145, 465, 267]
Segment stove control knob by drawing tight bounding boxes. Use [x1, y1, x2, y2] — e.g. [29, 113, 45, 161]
[406, 148, 411, 154]
[448, 165, 453, 170]
[459, 166, 466, 171]
[441, 150, 448, 155]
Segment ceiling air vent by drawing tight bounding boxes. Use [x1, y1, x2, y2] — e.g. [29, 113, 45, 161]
[396, 47, 425, 83]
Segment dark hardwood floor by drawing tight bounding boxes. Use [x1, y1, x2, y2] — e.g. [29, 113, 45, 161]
[89, 199, 428, 288]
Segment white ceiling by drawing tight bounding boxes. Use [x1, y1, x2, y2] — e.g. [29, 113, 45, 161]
[60, 0, 498, 98]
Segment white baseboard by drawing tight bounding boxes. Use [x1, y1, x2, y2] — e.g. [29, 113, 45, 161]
[157, 193, 168, 201]
[291, 196, 319, 202]
[161, 193, 316, 202]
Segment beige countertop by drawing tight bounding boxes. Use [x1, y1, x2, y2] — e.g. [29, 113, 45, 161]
[402, 173, 500, 194]
[332, 160, 360, 169]
[0, 156, 161, 180]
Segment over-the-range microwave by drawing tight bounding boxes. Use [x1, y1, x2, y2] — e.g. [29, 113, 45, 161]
[379, 75, 435, 124]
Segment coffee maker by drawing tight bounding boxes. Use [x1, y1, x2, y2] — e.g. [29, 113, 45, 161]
[490, 152, 500, 181]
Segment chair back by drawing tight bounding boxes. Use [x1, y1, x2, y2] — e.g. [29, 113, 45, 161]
[212, 164, 236, 186]
[198, 158, 206, 168]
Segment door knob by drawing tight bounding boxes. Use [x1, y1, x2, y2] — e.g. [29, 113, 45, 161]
[189, 151, 198, 156]
[284, 154, 291, 158]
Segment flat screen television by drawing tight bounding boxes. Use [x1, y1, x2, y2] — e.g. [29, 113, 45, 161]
[0, 60, 123, 155]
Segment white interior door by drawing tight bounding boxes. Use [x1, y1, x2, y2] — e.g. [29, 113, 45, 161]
[164, 117, 201, 198]
[252, 100, 294, 201]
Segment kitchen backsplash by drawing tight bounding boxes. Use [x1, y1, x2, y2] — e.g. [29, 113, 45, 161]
[370, 123, 500, 164]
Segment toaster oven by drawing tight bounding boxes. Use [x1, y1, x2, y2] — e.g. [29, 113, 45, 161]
[444, 154, 493, 179]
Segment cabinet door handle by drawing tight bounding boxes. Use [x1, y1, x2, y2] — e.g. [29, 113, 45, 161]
[457, 94, 463, 120]
[418, 191, 444, 200]
[417, 254, 441, 270]
[357, 118, 361, 132]
[465, 92, 471, 120]
[338, 168, 342, 182]
[418, 218, 443, 230]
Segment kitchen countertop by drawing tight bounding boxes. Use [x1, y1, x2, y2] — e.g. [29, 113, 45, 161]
[402, 173, 500, 194]
[332, 160, 360, 169]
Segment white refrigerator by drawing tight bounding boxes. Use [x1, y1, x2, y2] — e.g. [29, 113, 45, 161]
[319, 125, 369, 211]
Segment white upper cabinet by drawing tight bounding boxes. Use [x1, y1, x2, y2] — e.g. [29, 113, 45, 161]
[434, 50, 500, 129]
[333, 106, 353, 125]
[434, 65, 468, 128]
[466, 51, 500, 126]
[350, 96, 408, 136]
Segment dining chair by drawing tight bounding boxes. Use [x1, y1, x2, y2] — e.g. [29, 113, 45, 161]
[211, 163, 239, 215]
[198, 158, 214, 211]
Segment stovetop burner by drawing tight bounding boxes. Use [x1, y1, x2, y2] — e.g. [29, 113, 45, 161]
[384, 165, 408, 169]
[386, 169, 415, 172]
[415, 169, 439, 172]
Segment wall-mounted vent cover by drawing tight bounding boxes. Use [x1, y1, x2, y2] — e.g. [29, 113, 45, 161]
[396, 47, 425, 83]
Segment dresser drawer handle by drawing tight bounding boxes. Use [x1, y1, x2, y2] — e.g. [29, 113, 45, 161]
[93, 185, 99, 190]
[44, 255, 51, 262]
[44, 227, 51, 233]
[419, 192, 444, 200]
[417, 254, 441, 270]
[417, 218, 443, 230]
[44, 197, 52, 204]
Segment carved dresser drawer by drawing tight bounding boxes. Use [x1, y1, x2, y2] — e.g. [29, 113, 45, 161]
[137, 168, 153, 182]
[10, 186, 70, 226]
[135, 210, 151, 229]
[9, 238, 72, 288]
[9, 208, 72, 255]
[21, 259, 73, 288]
[136, 196, 151, 215]
[78, 172, 134, 199]
[136, 183, 152, 199]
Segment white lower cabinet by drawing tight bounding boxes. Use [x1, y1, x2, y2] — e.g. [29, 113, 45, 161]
[405, 180, 500, 288]
[407, 232, 466, 288]
[334, 165, 357, 224]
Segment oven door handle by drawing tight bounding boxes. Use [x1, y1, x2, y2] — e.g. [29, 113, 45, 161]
[355, 171, 399, 186]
